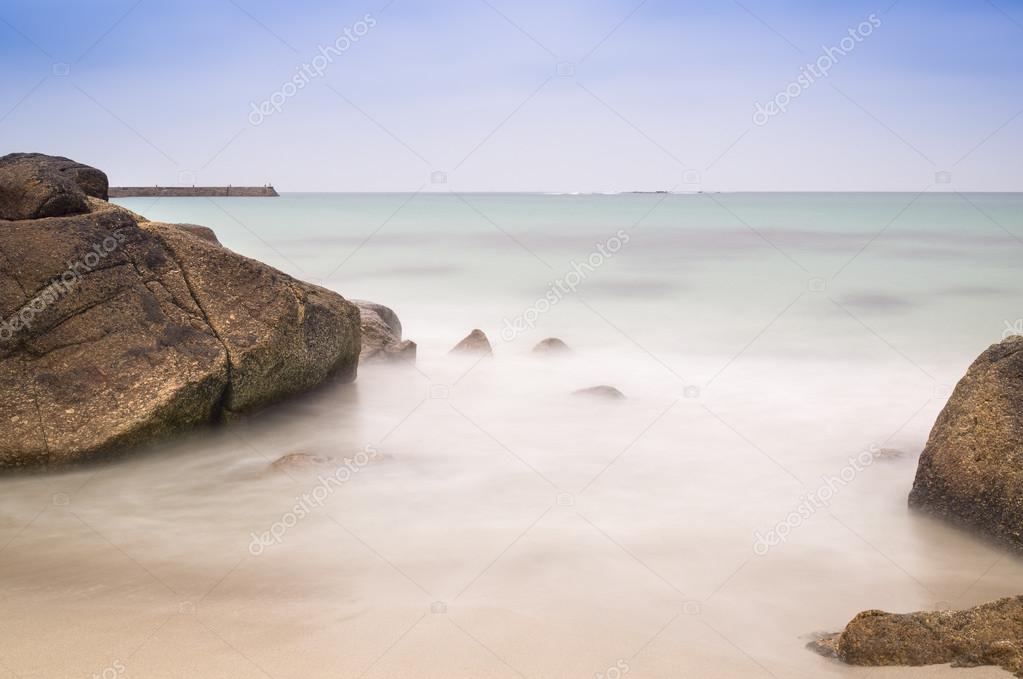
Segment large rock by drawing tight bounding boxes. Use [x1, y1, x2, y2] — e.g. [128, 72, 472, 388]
[909, 336, 1023, 550]
[812, 597, 1023, 676]
[0, 152, 108, 220]
[0, 154, 360, 469]
[353, 300, 416, 364]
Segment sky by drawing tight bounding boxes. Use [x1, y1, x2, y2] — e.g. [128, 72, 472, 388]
[0, 0, 1021, 192]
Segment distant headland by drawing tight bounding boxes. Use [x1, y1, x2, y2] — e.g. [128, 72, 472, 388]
[109, 185, 279, 197]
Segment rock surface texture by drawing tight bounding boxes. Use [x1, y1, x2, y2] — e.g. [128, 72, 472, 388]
[909, 336, 1023, 550]
[0, 154, 361, 469]
[174, 224, 221, 244]
[353, 300, 416, 364]
[0, 152, 108, 220]
[811, 597, 1023, 677]
[450, 329, 492, 355]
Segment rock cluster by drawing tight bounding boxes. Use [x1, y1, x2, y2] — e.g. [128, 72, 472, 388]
[816, 337, 1023, 675]
[0, 153, 361, 469]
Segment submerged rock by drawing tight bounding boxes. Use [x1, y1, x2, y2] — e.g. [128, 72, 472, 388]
[572, 385, 625, 400]
[353, 300, 416, 364]
[450, 329, 492, 355]
[0, 154, 361, 469]
[811, 597, 1023, 676]
[270, 452, 336, 472]
[533, 337, 571, 354]
[909, 336, 1023, 550]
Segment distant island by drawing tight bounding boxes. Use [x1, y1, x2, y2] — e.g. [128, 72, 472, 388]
[626, 190, 707, 194]
[109, 185, 279, 197]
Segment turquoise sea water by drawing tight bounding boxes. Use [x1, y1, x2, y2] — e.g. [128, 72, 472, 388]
[1, 193, 1021, 678]
[115, 192, 1023, 367]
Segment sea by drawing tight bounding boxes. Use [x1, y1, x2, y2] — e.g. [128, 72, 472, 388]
[1, 192, 1021, 678]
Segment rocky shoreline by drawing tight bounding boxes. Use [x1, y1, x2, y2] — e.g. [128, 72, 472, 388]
[2, 153, 1020, 677]
[816, 335, 1023, 676]
[0, 154, 605, 470]
[0, 154, 351, 468]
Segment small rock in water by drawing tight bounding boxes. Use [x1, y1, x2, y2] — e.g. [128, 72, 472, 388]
[270, 453, 335, 472]
[354, 300, 416, 364]
[812, 596, 1023, 676]
[353, 300, 402, 339]
[532, 337, 571, 354]
[807, 632, 841, 658]
[450, 329, 492, 355]
[572, 385, 625, 400]
[381, 340, 417, 363]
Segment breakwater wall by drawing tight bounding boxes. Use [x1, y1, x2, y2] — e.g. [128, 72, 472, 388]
[109, 186, 279, 197]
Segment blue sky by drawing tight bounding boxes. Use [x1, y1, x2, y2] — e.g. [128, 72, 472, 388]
[1, 0, 1021, 191]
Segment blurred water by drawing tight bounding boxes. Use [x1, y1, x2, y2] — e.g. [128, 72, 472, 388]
[114, 192, 1023, 363]
[0, 192, 1021, 678]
